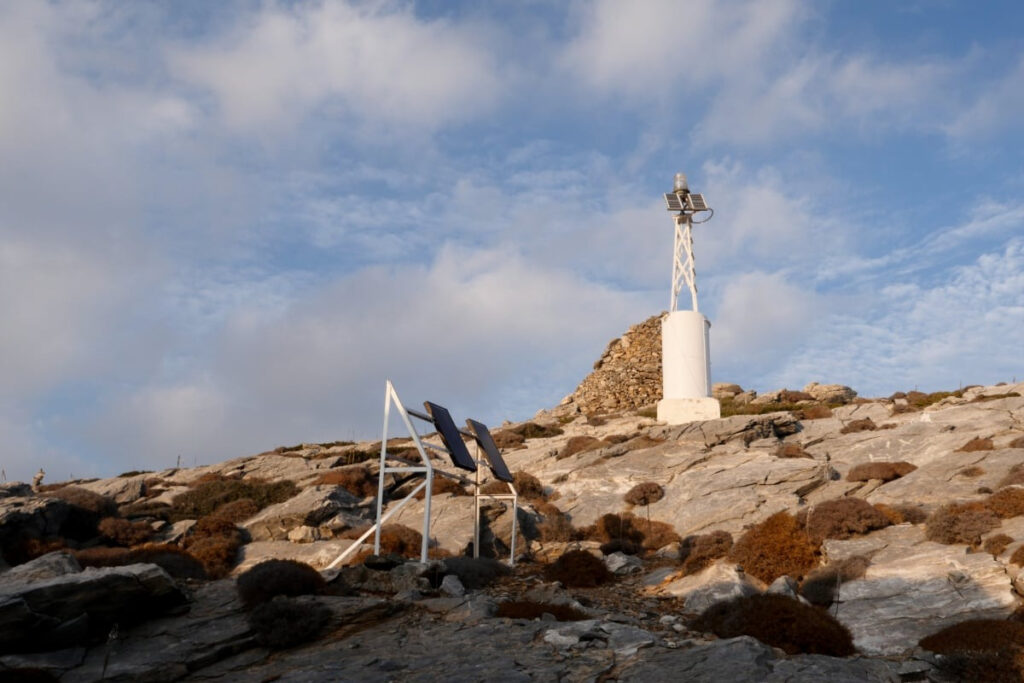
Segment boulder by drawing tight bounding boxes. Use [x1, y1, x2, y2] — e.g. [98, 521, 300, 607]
[79, 474, 147, 505]
[235, 540, 357, 572]
[3, 551, 81, 582]
[0, 496, 71, 558]
[804, 383, 857, 405]
[242, 485, 365, 542]
[604, 551, 643, 575]
[650, 563, 762, 614]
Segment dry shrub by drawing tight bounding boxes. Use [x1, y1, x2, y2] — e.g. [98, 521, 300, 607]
[209, 498, 261, 524]
[377, 524, 423, 558]
[985, 488, 1024, 519]
[170, 478, 298, 521]
[800, 555, 870, 606]
[623, 482, 664, 507]
[74, 546, 131, 568]
[414, 476, 468, 499]
[984, 533, 1014, 557]
[127, 544, 207, 579]
[600, 538, 642, 556]
[727, 511, 818, 584]
[119, 500, 172, 521]
[491, 430, 525, 450]
[248, 596, 332, 649]
[98, 517, 153, 547]
[776, 443, 812, 458]
[641, 520, 681, 550]
[182, 515, 244, 578]
[496, 601, 589, 621]
[959, 466, 985, 478]
[516, 422, 564, 440]
[585, 513, 645, 546]
[958, 437, 995, 452]
[48, 487, 118, 540]
[440, 556, 510, 590]
[919, 619, 1024, 682]
[543, 549, 612, 588]
[779, 390, 814, 403]
[512, 471, 546, 501]
[536, 503, 578, 543]
[1009, 436, 1024, 449]
[237, 559, 326, 607]
[846, 461, 917, 482]
[1012, 546, 1024, 566]
[874, 503, 928, 525]
[998, 464, 1024, 489]
[803, 498, 891, 543]
[679, 531, 733, 576]
[557, 436, 604, 459]
[926, 502, 1000, 546]
[313, 467, 377, 499]
[691, 594, 855, 656]
[840, 418, 877, 434]
[798, 404, 833, 420]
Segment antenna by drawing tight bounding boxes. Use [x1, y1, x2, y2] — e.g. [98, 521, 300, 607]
[663, 172, 713, 312]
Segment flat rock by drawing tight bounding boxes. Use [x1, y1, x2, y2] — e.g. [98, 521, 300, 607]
[79, 474, 148, 504]
[649, 563, 762, 614]
[235, 540, 357, 572]
[2, 551, 81, 582]
[242, 485, 365, 541]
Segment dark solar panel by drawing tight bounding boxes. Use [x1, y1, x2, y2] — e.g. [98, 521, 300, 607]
[423, 401, 477, 471]
[687, 193, 709, 211]
[664, 193, 684, 211]
[465, 418, 514, 483]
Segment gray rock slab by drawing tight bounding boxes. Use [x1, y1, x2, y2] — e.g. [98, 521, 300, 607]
[242, 485, 364, 542]
[2, 550, 80, 582]
[652, 563, 762, 614]
[79, 474, 148, 504]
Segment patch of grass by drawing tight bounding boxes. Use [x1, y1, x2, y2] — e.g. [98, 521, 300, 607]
[691, 594, 855, 656]
[926, 502, 1000, 547]
[237, 559, 326, 607]
[797, 404, 834, 420]
[557, 436, 606, 459]
[377, 524, 424, 558]
[182, 515, 244, 578]
[802, 498, 891, 543]
[958, 437, 995, 452]
[209, 498, 261, 524]
[679, 530, 733, 576]
[496, 600, 589, 621]
[170, 478, 298, 522]
[775, 443, 812, 458]
[543, 549, 613, 588]
[998, 464, 1024, 489]
[727, 511, 818, 584]
[840, 418, 877, 434]
[800, 555, 870, 606]
[972, 392, 1022, 403]
[516, 422, 564, 439]
[117, 470, 151, 478]
[414, 476, 468, 499]
[536, 503, 579, 543]
[48, 487, 118, 541]
[636, 406, 658, 419]
[248, 596, 332, 649]
[846, 461, 917, 482]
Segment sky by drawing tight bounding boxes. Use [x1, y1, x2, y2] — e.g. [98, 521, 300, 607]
[2, 0, 1023, 482]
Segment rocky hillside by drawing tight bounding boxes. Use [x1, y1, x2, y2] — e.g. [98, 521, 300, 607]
[3, 325, 1024, 680]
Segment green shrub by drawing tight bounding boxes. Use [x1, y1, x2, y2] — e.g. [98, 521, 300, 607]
[803, 498, 891, 543]
[691, 594, 855, 656]
[170, 478, 298, 521]
[926, 502, 1000, 546]
[496, 601, 588, 621]
[237, 559, 326, 607]
[679, 530, 733, 576]
[846, 461, 917, 482]
[543, 549, 612, 588]
[248, 596, 332, 649]
[800, 555, 870, 606]
[728, 511, 818, 584]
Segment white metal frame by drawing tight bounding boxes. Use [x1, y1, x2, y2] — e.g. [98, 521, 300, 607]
[671, 213, 699, 313]
[472, 454, 519, 566]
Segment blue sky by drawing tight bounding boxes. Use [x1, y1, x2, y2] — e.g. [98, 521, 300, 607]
[2, 0, 1023, 482]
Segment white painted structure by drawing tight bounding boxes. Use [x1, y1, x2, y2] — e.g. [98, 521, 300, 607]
[657, 173, 721, 424]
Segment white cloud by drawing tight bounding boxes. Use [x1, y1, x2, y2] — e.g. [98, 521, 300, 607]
[946, 56, 1024, 139]
[169, 1, 502, 132]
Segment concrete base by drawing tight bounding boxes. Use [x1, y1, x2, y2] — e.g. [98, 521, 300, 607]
[657, 397, 721, 425]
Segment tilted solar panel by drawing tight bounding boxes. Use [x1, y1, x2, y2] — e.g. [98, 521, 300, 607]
[423, 401, 478, 471]
[664, 193, 684, 211]
[686, 193, 709, 211]
[465, 418, 514, 483]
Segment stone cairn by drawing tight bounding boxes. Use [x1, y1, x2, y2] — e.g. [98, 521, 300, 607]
[558, 314, 664, 415]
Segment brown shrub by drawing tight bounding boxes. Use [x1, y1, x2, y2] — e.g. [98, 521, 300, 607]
[536, 503, 578, 543]
[48, 487, 118, 540]
[998, 464, 1024, 489]
[728, 511, 818, 584]
[1012, 545, 1024, 566]
[840, 418, 877, 434]
[985, 488, 1024, 519]
[641, 520, 681, 550]
[874, 503, 928, 525]
[679, 531, 733, 576]
[958, 466, 985, 478]
[119, 500, 172, 521]
[248, 596, 331, 649]
[543, 549, 612, 587]
[491, 430, 525, 450]
[776, 443, 812, 458]
[804, 498, 891, 543]
[209, 498, 261, 524]
[984, 533, 1014, 557]
[623, 482, 664, 507]
[512, 471, 546, 501]
[3, 536, 67, 565]
[585, 513, 645, 546]
[127, 544, 207, 579]
[170, 478, 298, 521]
[236, 559, 326, 607]
[797, 404, 833, 420]
[314, 467, 377, 499]
[557, 436, 604, 459]
[926, 502, 1000, 546]
[186, 535, 241, 579]
[1009, 436, 1024, 449]
[516, 422, 564, 439]
[496, 601, 588, 621]
[919, 619, 1024, 682]
[600, 538, 643, 556]
[98, 517, 153, 547]
[413, 476, 468, 499]
[800, 556, 870, 606]
[691, 594, 855, 656]
[377, 524, 423, 558]
[779, 390, 814, 403]
[74, 546, 131, 568]
[958, 437, 995, 452]
[846, 461, 917, 482]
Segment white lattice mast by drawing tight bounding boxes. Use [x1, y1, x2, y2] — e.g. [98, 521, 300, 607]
[657, 172, 721, 425]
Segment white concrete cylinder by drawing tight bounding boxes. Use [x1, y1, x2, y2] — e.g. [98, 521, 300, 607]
[661, 310, 712, 399]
